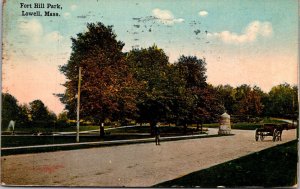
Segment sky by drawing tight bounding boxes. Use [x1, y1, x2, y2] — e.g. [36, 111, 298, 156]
[2, 0, 298, 114]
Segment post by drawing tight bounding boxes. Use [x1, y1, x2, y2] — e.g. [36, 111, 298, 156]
[76, 67, 82, 142]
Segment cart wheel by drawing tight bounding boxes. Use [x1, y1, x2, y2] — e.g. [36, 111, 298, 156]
[255, 129, 259, 141]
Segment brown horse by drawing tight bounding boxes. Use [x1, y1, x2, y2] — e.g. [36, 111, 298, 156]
[255, 123, 289, 142]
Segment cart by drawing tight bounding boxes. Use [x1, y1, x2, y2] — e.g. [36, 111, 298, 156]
[255, 123, 288, 142]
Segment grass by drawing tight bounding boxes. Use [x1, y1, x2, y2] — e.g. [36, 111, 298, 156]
[2, 125, 101, 134]
[1, 126, 206, 148]
[202, 118, 289, 130]
[1, 135, 152, 148]
[202, 122, 262, 130]
[154, 140, 298, 188]
[108, 125, 204, 134]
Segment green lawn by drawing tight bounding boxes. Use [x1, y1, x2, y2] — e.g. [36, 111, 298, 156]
[2, 125, 102, 134]
[1, 134, 151, 148]
[2, 117, 290, 134]
[202, 118, 289, 130]
[108, 125, 205, 134]
[154, 140, 298, 187]
[2, 125, 206, 148]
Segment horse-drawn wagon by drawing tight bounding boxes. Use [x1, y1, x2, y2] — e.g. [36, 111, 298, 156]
[255, 123, 289, 142]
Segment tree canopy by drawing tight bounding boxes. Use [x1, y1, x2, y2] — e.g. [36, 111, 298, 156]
[55, 21, 298, 134]
[126, 45, 171, 132]
[59, 22, 139, 136]
[2, 93, 20, 128]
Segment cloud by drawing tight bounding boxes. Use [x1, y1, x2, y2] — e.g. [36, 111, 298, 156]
[18, 19, 43, 42]
[18, 19, 64, 44]
[152, 8, 184, 25]
[45, 31, 64, 42]
[63, 12, 71, 19]
[70, 4, 77, 11]
[208, 21, 273, 44]
[199, 10, 208, 17]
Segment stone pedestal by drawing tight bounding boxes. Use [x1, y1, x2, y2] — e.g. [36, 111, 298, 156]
[218, 112, 231, 135]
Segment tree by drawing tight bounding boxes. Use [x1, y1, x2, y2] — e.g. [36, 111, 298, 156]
[215, 85, 236, 114]
[236, 85, 263, 117]
[193, 85, 225, 126]
[2, 93, 20, 128]
[56, 111, 70, 127]
[126, 45, 170, 134]
[18, 104, 31, 127]
[29, 100, 56, 127]
[176, 55, 207, 88]
[265, 83, 298, 118]
[173, 55, 212, 131]
[59, 22, 138, 136]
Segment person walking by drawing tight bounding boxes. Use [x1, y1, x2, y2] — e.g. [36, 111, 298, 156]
[154, 123, 160, 145]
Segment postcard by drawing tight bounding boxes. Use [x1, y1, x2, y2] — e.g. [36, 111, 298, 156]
[1, 0, 298, 187]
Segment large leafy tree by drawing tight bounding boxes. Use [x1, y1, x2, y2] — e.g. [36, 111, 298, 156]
[193, 85, 225, 126]
[18, 104, 31, 127]
[29, 100, 56, 127]
[265, 83, 298, 118]
[176, 55, 207, 88]
[59, 22, 138, 136]
[174, 55, 216, 130]
[2, 93, 20, 128]
[126, 45, 171, 133]
[234, 85, 264, 118]
[215, 85, 236, 114]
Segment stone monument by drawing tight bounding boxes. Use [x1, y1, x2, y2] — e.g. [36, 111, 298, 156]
[218, 112, 231, 135]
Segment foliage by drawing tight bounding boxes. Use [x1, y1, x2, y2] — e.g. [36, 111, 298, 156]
[265, 83, 298, 118]
[1, 93, 58, 129]
[126, 45, 171, 132]
[215, 84, 235, 114]
[18, 104, 31, 127]
[176, 55, 207, 88]
[29, 100, 57, 127]
[56, 22, 297, 132]
[59, 22, 139, 136]
[216, 84, 268, 120]
[173, 56, 223, 127]
[56, 111, 70, 127]
[2, 93, 32, 128]
[2, 93, 20, 127]
[235, 85, 264, 116]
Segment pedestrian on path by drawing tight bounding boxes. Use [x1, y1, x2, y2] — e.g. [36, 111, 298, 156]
[154, 123, 160, 145]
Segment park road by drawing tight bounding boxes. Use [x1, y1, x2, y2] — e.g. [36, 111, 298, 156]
[1, 128, 297, 187]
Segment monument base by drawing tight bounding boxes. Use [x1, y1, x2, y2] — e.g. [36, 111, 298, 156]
[218, 125, 231, 135]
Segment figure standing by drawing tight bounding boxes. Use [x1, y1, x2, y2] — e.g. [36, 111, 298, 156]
[154, 123, 160, 145]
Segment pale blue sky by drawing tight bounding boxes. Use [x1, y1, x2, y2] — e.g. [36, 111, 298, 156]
[2, 0, 298, 114]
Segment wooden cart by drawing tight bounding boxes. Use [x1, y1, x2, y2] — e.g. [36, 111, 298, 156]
[255, 123, 288, 142]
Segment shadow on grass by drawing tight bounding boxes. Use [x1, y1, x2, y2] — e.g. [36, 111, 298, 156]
[153, 140, 298, 188]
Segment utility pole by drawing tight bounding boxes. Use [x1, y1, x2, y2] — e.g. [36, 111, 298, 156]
[76, 67, 82, 142]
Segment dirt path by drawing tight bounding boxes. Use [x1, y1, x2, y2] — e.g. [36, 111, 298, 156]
[1, 128, 297, 187]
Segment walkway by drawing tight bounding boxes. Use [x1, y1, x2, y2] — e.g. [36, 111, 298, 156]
[1, 128, 297, 187]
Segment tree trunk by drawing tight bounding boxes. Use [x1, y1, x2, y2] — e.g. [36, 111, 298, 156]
[100, 122, 105, 137]
[150, 121, 157, 136]
[200, 122, 203, 133]
[196, 123, 199, 131]
[183, 123, 187, 134]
